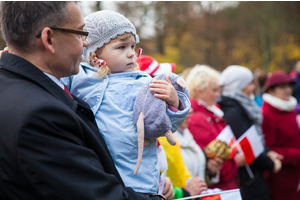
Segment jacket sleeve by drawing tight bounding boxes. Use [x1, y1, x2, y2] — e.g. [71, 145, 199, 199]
[187, 114, 213, 149]
[261, 113, 278, 148]
[167, 91, 191, 133]
[219, 159, 238, 182]
[17, 103, 160, 200]
[271, 147, 300, 166]
[250, 152, 274, 171]
[223, 107, 274, 171]
[262, 113, 300, 166]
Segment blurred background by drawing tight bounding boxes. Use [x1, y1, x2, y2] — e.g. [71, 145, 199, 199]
[1, 1, 300, 74]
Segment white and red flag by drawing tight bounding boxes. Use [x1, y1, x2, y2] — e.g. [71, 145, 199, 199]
[177, 189, 242, 200]
[216, 125, 237, 158]
[200, 189, 242, 200]
[236, 125, 264, 165]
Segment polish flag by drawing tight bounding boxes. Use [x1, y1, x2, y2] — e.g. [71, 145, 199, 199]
[176, 189, 242, 200]
[216, 125, 237, 158]
[237, 125, 264, 165]
[201, 189, 242, 200]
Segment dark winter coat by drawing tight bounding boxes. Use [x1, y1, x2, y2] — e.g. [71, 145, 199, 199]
[218, 96, 274, 200]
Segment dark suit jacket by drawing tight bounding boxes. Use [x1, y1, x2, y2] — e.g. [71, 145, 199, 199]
[0, 52, 160, 200]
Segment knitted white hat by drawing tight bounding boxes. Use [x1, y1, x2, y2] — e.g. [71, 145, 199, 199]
[219, 65, 253, 91]
[82, 10, 139, 62]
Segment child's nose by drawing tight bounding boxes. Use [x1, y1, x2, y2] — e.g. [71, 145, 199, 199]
[128, 49, 135, 57]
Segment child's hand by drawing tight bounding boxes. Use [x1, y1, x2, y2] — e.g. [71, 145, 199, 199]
[149, 75, 180, 109]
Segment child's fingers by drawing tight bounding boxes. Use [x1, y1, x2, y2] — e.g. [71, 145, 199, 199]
[152, 75, 171, 84]
[165, 75, 171, 84]
[149, 83, 170, 90]
[149, 87, 168, 95]
[151, 79, 169, 85]
[154, 93, 169, 101]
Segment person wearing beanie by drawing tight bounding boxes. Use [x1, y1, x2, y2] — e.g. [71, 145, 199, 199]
[61, 10, 191, 199]
[218, 65, 282, 200]
[261, 71, 300, 200]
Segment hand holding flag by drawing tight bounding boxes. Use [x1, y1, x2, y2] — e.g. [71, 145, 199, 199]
[216, 125, 237, 158]
[204, 125, 238, 160]
[235, 125, 264, 165]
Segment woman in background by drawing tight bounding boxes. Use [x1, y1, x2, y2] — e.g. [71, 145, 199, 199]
[262, 71, 300, 200]
[186, 65, 243, 190]
[218, 65, 282, 200]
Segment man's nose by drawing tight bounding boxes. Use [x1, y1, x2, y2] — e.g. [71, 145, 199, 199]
[83, 39, 90, 47]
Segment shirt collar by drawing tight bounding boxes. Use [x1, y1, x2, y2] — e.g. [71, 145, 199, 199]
[43, 72, 64, 90]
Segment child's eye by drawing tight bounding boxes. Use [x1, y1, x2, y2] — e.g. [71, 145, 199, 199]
[131, 45, 136, 49]
[118, 46, 125, 49]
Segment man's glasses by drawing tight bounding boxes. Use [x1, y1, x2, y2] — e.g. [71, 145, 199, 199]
[36, 27, 89, 41]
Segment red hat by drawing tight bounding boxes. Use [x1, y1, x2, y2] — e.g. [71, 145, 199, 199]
[264, 71, 296, 92]
[136, 55, 176, 77]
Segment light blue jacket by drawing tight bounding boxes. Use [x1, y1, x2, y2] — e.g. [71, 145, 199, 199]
[61, 63, 191, 194]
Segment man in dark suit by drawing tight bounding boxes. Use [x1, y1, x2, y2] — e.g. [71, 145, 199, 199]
[0, 2, 166, 199]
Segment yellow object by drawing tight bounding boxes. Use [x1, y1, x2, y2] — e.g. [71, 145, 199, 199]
[158, 135, 191, 188]
[204, 139, 232, 161]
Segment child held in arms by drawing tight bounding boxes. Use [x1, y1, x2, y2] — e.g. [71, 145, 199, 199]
[62, 10, 190, 196]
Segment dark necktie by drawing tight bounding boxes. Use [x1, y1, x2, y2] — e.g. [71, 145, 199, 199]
[64, 85, 73, 99]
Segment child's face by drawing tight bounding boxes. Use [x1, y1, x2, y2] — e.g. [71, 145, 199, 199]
[97, 35, 136, 73]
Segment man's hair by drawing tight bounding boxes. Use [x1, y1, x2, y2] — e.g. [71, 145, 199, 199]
[0, 2, 70, 53]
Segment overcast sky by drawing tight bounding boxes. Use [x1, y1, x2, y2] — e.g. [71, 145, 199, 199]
[80, 1, 118, 16]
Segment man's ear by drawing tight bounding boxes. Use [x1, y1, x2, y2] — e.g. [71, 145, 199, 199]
[40, 27, 55, 54]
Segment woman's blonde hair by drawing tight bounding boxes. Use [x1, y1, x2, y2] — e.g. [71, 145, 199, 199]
[186, 64, 221, 98]
[89, 33, 139, 78]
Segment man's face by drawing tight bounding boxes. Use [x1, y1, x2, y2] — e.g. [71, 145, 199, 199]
[54, 2, 89, 78]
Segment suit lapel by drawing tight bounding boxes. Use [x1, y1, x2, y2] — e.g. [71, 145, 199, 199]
[0, 52, 78, 109]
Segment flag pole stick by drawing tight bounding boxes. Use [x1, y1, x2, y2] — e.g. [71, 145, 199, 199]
[245, 164, 254, 179]
[230, 132, 248, 150]
[235, 144, 255, 179]
[230, 141, 238, 150]
[227, 126, 256, 179]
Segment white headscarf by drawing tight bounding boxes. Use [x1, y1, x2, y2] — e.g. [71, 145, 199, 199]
[219, 65, 253, 91]
[220, 65, 265, 144]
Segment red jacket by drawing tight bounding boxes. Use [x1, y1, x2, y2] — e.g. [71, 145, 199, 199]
[262, 101, 300, 200]
[188, 99, 239, 190]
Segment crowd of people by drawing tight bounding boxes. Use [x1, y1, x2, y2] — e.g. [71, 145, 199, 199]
[0, 2, 299, 200]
